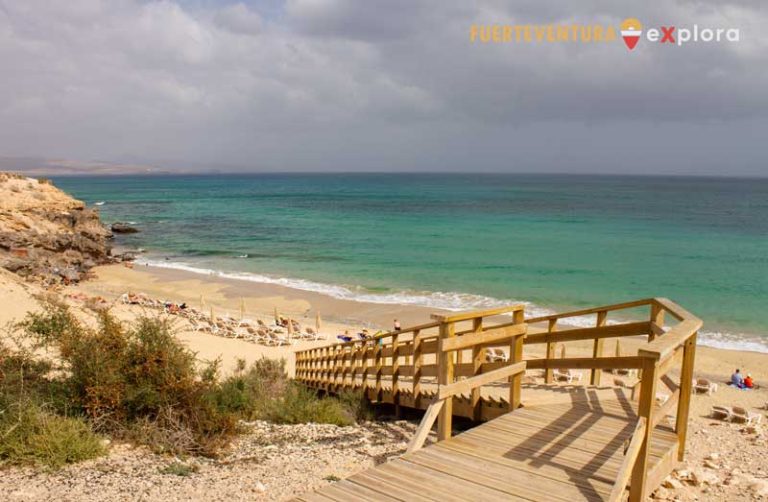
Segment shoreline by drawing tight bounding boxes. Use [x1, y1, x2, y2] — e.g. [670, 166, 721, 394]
[64, 263, 768, 381]
[131, 256, 768, 355]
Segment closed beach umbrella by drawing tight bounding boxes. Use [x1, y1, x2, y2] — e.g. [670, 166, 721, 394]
[560, 344, 566, 359]
[240, 297, 245, 320]
[615, 339, 622, 357]
[274, 307, 279, 325]
[316, 311, 322, 333]
[210, 306, 215, 322]
[287, 318, 294, 337]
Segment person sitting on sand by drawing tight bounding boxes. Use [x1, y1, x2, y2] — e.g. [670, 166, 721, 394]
[731, 368, 745, 388]
[745, 374, 755, 389]
[394, 319, 401, 332]
[337, 330, 352, 343]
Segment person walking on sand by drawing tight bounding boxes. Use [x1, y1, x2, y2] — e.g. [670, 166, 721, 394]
[731, 368, 745, 388]
[394, 319, 401, 332]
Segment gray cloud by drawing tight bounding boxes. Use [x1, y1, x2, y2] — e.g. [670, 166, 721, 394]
[0, 0, 766, 175]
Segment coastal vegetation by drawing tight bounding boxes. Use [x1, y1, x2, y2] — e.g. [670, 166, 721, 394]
[0, 300, 368, 468]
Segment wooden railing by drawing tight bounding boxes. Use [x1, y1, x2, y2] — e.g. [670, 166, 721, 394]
[295, 305, 529, 421]
[294, 297, 701, 501]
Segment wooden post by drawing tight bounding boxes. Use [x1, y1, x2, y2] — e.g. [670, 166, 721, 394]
[544, 319, 557, 383]
[437, 321, 456, 441]
[676, 332, 697, 460]
[629, 357, 658, 502]
[413, 329, 423, 408]
[590, 311, 607, 385]
[509, 309, 525, 411]
[392, 333, 401, 416]
[470, 317, 484, 421]
[650, 303, 665, 342]
[361, 343, 368, 392]
[374, 338, 383, 401]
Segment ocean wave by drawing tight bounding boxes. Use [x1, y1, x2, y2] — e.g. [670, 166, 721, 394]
[135, 258, 768, 354]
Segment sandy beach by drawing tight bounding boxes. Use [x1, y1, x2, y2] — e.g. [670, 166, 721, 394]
[3, 263, 768, 500]
[60, 263, 768, 388]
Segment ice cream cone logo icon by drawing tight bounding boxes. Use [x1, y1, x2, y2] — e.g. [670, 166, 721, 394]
[621, 18, 642, 50]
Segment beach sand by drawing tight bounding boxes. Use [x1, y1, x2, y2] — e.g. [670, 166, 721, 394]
[2, 264, 768, 500]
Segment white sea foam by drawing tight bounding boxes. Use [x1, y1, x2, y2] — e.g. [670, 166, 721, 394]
[136, 258, 768, 354]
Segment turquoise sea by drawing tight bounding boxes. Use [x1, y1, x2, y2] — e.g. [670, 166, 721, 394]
[53, 174, 768, 352]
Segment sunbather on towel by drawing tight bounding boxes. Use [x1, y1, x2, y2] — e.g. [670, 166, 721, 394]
[731, 368, 745, 388]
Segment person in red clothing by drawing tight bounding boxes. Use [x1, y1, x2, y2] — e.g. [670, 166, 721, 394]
[744, 374, 755, 388]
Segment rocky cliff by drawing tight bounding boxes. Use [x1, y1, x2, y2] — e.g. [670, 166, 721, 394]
[0, 172, 112, 283]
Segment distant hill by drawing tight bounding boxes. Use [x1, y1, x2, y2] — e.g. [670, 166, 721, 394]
[0, 156, 171, 176]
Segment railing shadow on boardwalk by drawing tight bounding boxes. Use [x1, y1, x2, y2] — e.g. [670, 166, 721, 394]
[501, 386, 637, 500]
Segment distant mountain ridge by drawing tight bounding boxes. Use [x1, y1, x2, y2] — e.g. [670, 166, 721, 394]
[0, 156, 171, 176]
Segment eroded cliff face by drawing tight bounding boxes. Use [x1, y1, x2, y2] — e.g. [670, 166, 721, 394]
[0, 172, 112, 283]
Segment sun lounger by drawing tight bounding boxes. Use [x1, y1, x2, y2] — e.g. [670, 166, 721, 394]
[553, 369, 582, 384]
[693, 378, 718, 395]
[266, 332, 292, 346]
[189, 318, 211, 333]
[485, 348, 508, 363]
[711, 405, 733, 421]
[732, 406, 762, 425]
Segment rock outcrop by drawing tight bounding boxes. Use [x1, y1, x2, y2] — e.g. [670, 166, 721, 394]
[0, 172, 112, 283]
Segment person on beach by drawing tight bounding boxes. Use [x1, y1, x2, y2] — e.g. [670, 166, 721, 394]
[731, 369, 745, 388]
[337, 330, 352, 343]
[394, 319, 401, 332]
[744, 374, 755, 389]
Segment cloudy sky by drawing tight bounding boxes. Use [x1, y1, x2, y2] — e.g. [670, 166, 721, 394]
[0, 0, 766, 175]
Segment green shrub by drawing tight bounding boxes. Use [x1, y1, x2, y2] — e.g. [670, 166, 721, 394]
[265, 383, 353, 426]
[0, 400, 104, 469]
[159, 461, 199, 476]
[19, 303, 236, 456]
[7, 302, 367, 463]
[336, 389, 375, 422]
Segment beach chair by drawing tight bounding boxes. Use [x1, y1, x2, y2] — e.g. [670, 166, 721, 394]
[731, 406, 762, 425]
[553, 369, 582, 384]
[189, 318, 211, 333]
[711, 405, 733, 421]
[267, 331, 292, 346]
[303, 327, 324, 341]
[485, 348, 508, 363]
[693, 378, 718, 395]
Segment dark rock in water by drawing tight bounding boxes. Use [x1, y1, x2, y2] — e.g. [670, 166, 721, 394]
[117, 252, 137, 262]
[111, 222, 140, 234]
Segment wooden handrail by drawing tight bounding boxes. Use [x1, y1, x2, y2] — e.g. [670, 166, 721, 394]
[524, 321, 651, 345]
[526, 356, 644, 371]
[638, 319, 701, 362]
[609, 417, 648, 502]
[431, 304, 525, 323]
[437, 361, 527, 400]
[440, 324, 526, 352]
[653, 297, 698, 323]
[525, 298, 655, 324]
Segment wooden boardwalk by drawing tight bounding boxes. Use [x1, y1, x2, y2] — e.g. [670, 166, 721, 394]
[295, 390, 678, 501]
[295, 298, 701, 501]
